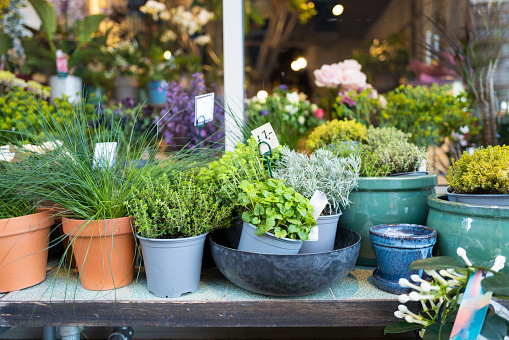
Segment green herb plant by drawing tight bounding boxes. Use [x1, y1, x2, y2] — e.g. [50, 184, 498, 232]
[126, 172, 232, 239]
[238, 178, 316, 241]
[273, 146, 360, 215]
[446, 145, 509, 194]
[306, 119, 368, 151]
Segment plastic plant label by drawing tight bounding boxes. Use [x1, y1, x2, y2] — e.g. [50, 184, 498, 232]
[93, 142, 117, 169]
[309, 190, 328, 221]
[449, 270, 493, 340]
[0, 145, 14, 162]
[308, 226, 319, 241]
[251, 122, 279, 154]
[194, 93, 215, 126]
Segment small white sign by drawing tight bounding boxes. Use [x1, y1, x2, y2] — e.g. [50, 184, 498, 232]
[251, 122, 279, 154]
[308, 226, 319, 241]
[93, 142, 117, 169]
[194, 93, 215, 126]
[309, 190, 328, 221]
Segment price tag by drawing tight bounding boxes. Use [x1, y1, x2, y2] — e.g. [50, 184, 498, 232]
[194, 93, 215, 126]
[308, 226, 319, 241]
[251, 122, 279, 154]
[0, 145, 14, 162]
[93, 142, 117, 169]
[309, 190, 328, 221]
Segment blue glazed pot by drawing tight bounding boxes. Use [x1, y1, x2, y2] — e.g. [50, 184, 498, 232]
[147, 80, 167, 104]
[369, 224, 437, 294]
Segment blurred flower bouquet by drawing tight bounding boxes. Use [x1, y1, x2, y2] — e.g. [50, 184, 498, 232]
[245, 85, 324, 150]
[156, 72, 224, 150]
[314, 59, 384, 120]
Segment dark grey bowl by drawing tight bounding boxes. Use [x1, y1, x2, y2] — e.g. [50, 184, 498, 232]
[209, 228, 361, 296]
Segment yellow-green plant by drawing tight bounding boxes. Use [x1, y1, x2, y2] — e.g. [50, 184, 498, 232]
[446, 145, 509, 194]
[305, 119, 368, 151]
[380, 84, 476, 147]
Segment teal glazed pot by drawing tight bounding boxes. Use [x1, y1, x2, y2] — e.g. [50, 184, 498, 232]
[339, 175, 437, 266]
[427, 194, 509, 275]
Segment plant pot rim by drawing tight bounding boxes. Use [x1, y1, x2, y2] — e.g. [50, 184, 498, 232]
[243, 222, 303, 244]
[0, 209, 52, 223]
[318, 213, 342, 219]
[136, 232, 209, 242]
[447, 187, 509, 198]
[428, 193, 509, 217]
[389, 171, 429, 177]
[0, 210, 54, 238]
[369, 223, 437, 240]
[62, 216, 134, 237]
[355, 174, 437, 190]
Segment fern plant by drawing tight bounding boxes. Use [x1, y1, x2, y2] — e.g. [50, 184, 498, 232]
[273, 146, 360, 215]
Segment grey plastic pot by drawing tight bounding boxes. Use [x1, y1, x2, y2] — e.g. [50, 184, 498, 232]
[114, 76, 139, 101]
[447, 187, 509, 206]
[237, 222, 303, 254]
[299, 213, 341, 254]
[137, 233, 208, 298]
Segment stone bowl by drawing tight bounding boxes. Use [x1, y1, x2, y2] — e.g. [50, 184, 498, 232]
[209, 228, 360, 296]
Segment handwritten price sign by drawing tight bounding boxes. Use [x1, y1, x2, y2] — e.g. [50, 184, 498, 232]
[251, 123, 279, 154]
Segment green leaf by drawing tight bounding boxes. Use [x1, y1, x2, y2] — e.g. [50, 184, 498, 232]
[423, 323, 453, 340]
[409, 256, 466, 271]
[251, 217, 261, 225]
[27, 0, 57, 52]
[265, 216, 275, 228]
[253, 203, 264, 216]
[79, 14, 107, 46]
[480, 306, 507, 340]
[0, 33, 13, 56]
[384, 321, 423, 334]
[274, 227, 287, 238]
[242, 211, 253, 223]
[482, 275, 509, 297]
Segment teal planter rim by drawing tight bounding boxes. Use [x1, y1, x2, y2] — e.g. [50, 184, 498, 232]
[356, 174, 437, 191]
[428, 193, 509, 218]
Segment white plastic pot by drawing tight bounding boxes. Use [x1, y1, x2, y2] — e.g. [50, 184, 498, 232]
[49, 75, 82, 104]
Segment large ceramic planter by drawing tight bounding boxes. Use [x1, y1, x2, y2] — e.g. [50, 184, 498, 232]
[114, 76, 139, 101]
[49, 75, 82, 104]
[370, 224, 437, 294]
[339, 175, 437, 266]
[137, 233, 207, 298]
[299, 213, 341, 254]
[0, 210, 54, 292]
[147, 80, 167, 104]
[238, 222, 303, 255]
[427, 194, 509, 275]
[62, 217, 136, 291]
[210, 228, 360, 296]
[223, 216, 243, 249]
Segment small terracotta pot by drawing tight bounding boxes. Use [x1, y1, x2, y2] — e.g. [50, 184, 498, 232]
[0, 210, 55, 293]
[62, 217, 136, 291]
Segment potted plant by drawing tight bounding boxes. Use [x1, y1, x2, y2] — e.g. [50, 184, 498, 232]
[0, 102, 169, 291]
[273, 146, 360, 253]
[427, 146, 509, 273]
[305, 118, 368, 151]
[144, 46, 171, 105]
[24, 0, 107, 103]
[237, 178, 316, 255]
[126, 172, 232, 298]
[314, 124, 437, 266]
[106, 41, 145, 101]
[446, 145, 509, 205]
[0, 148, 55, 293]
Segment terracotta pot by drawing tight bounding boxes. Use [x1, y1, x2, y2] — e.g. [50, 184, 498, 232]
[0, 210, 55, 293]
[62, 217, 136, 291]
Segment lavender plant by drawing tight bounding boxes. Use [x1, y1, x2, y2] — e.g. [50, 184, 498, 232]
[273, 146, 360, 215]
[156, 73, 224, 150]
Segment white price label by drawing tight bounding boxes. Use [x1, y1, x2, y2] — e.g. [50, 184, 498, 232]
[251, 122, 279, 154]
[308, 226, 319, 241]
[194, 93, 215, 126]
[309, 190, 328, 221]
[93, 142, 117, 169]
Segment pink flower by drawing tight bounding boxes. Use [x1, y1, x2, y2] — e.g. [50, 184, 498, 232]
[340, 59, 362, 72]
[341, 69, 367, 91]
[313, 63, 343, 88]
[314, 108, 324, 119]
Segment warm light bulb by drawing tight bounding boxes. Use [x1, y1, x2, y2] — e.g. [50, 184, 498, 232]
[163, 50, 172, 60]
[291, 60, 300, 71]
[332, 4, 344, 16]
[296, 57, 307, 69]
[257, 90, 268, 101]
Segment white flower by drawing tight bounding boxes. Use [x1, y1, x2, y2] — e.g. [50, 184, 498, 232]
[459, 125, 470, 134]
[404, 315, 428, 326]
[411, 274, 425, 283]
[310, 103, 318, 113]
[159, 10, 171, 21]
[425, 270, 448, 286]
[457, 247, 472, 267]
[398, 294, 410, 303]
[491, 255, 506, 272]
[286, 92, 300, 105]
[297, 116, 305, 125]
[161, 30, 177, 43]
[284, 105, 298, 115]
[394, 311, 405, 318]
[378, 95, 387, 108]
[193, 34, 211, 46]
[197, 8, 214, 25]
[398, 278, 421, 291]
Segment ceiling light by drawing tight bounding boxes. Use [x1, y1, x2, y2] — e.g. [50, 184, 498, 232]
[332, 4, 344, 16]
